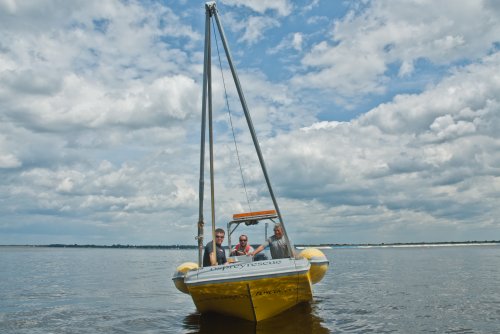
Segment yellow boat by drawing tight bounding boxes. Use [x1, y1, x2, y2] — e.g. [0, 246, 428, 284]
[182, 257, 312, 322]
[172, 2, 329, 322]
[173, 211, 329, 322]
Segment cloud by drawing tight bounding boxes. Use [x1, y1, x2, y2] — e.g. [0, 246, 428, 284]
[0, 153, 21, 168]
[0, 1, 205, 243]
[0, 1, 201, 139]
[220, 0, 293, 17]
[263, 51, 500, 242]
[1, 0, 499, 245]
[293, 0, 500, 99]
[218, 1, 287, 45]
[1, 73, 199, 134]
[268, 32, 304, 54]
[237, 16, 280, 45]
[359, 52, 500, 136]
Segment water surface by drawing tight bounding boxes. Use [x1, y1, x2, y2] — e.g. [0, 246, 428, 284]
[1, 245, 499, 333]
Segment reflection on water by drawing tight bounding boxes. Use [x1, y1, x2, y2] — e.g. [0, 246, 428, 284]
[182, 302, 329, 334]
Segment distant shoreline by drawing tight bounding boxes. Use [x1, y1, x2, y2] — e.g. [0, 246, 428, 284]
[1, 240, 499, 249]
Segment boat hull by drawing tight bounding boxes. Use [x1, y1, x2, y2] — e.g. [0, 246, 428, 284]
[185, 258, 313, 322]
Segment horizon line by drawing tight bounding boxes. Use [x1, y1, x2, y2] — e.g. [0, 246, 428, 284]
[1, 240, 500, 248]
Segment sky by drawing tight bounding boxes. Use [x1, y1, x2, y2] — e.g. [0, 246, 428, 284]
[1, 0, 499, 246]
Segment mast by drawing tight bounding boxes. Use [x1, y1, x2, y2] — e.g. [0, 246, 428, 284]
[197, 3, 211, 267]
[209, 2, 294, 258]
[207, 4, 217, 266]
[198, 2, 218, 266]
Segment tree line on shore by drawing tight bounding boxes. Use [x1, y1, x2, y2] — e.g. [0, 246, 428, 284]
[2, 240, 498, 249]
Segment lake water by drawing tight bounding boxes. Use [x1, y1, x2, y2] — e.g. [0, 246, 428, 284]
[1, 245, 500, 333]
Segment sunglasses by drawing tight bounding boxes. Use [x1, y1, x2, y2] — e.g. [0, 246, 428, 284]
[216, 235, 224, 239]
[239, 239, 247, 242]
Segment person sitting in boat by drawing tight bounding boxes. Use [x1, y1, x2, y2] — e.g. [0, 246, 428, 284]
[230, 234, 255, 256]
[203, 228, 227, 266]
[249, 223, 294, 259]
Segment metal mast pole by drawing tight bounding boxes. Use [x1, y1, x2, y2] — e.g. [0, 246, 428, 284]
[207, 3, 217, 266]
[197, 4, 211, 267]
[210, 3, 294, 258]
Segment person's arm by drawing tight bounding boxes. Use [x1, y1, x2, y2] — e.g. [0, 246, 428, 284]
[202, 243, 211, 266]
[249, 244, 264, 256]
[249, 239, 269, 256]
[229, 245, 237, 256]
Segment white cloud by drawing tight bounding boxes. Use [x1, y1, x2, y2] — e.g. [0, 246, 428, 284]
[1, 73, 198, 134]
[238, 16, 280, 45]
[359, 52, 500, 136]
[293, 0, 500, 98]
[1, 0, 500, 245]
[292, 33, 304, 51]
[0, 0, 16, 13]
[0, 0, 201, 137]
[268, 32, 304, 54]
[263, 50, 500, 242]
[221, 0, 293, 16]
[0, 153, 21, 168]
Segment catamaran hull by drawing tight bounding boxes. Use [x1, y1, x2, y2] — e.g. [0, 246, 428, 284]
[185, 258, 313, 322]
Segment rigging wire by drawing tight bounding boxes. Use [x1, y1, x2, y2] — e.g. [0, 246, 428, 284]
[211, 17, 252, 213]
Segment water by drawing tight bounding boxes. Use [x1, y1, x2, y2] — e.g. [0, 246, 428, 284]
[1, 245, 500, 333]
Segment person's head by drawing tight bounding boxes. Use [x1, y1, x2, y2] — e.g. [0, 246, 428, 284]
[239, 234, 248, 246]
[273, 224, 283, 239]
[215, 228, 225, 245]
